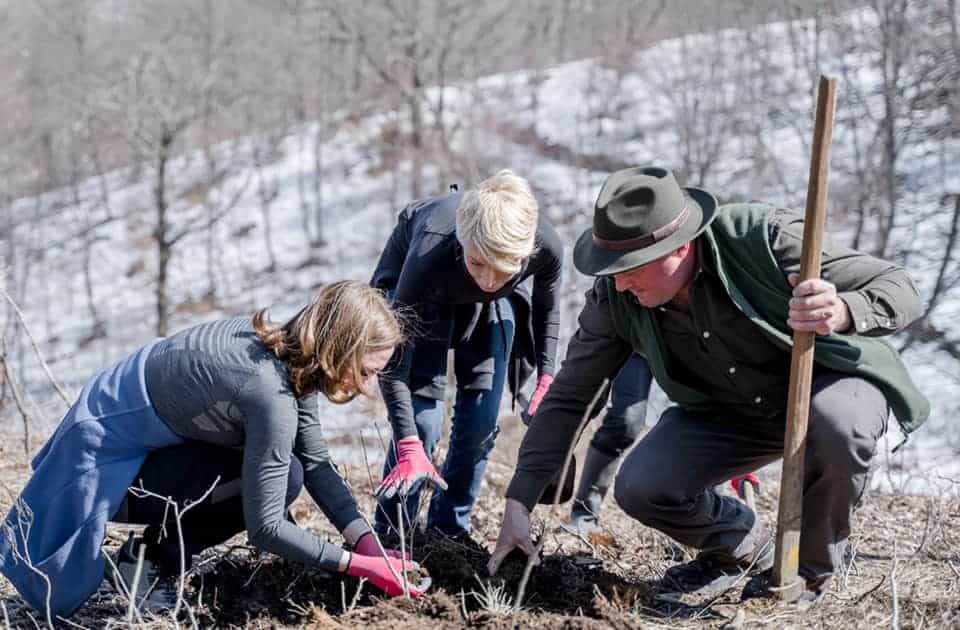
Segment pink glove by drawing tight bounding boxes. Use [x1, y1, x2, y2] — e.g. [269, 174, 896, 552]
[345, 552, 428, 598]
[376, 436, 448, 500]
[527, 374, 555, 417]
[731, 473, 760, 495]
[354, 532, 410, 562]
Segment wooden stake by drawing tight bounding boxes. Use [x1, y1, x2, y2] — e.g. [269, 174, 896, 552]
[772, 75, 838, 601]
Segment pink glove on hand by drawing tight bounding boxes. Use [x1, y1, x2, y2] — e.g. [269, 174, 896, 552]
[354, 532, 410, 562]
[376, 436, 448, 501]
[731, 473, 760, 494]
[345, 552, 428, 598]
[527, 374, 555, 417]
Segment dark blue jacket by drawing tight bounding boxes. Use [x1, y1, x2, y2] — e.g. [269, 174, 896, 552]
[371, 192, 563, 438]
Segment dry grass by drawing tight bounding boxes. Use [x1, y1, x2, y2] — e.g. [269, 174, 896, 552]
[1, 415, 958, 629]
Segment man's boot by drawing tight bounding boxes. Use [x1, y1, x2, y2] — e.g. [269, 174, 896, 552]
[563, 446, 620, 536]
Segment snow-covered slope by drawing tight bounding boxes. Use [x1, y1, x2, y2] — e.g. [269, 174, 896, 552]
[3, 8, 958, 493]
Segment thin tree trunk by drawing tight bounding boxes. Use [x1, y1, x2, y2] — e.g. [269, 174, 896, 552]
[253, 140, 279, 272]
[312, 111, 326, 250]
[203, 145, 220, 302]
[875, 0, 907, 259]
[902, 195, 960, 350]
[155, 129, 173, 337]
[409, 86, 423, 199]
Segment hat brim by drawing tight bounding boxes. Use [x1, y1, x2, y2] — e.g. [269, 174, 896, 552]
[573, 186, 718, 277]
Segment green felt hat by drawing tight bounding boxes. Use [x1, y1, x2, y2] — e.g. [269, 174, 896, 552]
[573, 166, 717, 276]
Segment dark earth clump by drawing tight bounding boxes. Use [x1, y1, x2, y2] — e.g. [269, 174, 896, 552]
[195, 528, 658, 627]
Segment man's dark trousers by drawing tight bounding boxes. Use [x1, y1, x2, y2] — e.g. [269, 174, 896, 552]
[613, 372, 887, 583]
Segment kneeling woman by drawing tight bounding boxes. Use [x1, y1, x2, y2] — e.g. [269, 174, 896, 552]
[372, 170, 563, 536]
[0, 281, 423, 619]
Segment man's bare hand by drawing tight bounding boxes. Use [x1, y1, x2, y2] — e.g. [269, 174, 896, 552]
[487, 499, 539, 576]
[787, 273, 852, 335]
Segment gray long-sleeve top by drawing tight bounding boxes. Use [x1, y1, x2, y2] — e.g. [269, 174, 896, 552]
[144, 317, 363, 571]
[371, 192, 564, 438]
[507, 207, 923, 510]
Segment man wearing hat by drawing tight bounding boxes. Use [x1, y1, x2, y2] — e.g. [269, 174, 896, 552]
[487, 166, 927, 598]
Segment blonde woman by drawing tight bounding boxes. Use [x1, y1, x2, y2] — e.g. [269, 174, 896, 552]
[371, 170, 563, 537]
[0, 281, 425, 619]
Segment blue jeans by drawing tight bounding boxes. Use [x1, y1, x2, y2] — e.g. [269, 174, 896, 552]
[590, 354, 653, 457]
[376, 298, 515, 536]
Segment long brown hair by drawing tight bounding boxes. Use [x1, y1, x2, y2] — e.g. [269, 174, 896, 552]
[253, 280, 404, 402]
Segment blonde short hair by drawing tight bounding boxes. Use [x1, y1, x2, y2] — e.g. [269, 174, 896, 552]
[253, 280, 404, 403]
[455, 169, 539, 276]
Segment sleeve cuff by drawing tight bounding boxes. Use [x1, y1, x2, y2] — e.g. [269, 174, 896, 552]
[341, 518, 373, 546]
[325, 494, 365, 532]
[839, 290, 872, 334]
[396, 425, 419, 440]
[317, 544, 347, 573]
[505, 474, 548, 512]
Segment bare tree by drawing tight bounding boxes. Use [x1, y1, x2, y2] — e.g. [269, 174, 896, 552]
[249, 117, 283, 273]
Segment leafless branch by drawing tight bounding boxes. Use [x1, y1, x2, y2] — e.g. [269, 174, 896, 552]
[515, 378, 609, 611]
[890, 540, 900, 630]
[0, 336, 33, 455]
[128, 474, 220, 619]
[397, 503, 410, 599]
[0, 287, 71, 408]
[1, 498, 54, 629]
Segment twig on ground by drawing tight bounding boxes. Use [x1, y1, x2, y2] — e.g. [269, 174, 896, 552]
[559, 522, 598, 556]
[102, 547, 144, 625]
[891, 540, 900, 630]
[514, 379, 609, 612]
[0, 336, 34, 455]
[851, 576, 887, 606]
[128, 475, 221, 620]
[324, 462, 411, 591]
[288, 599, 311, 617]
[398, 503, 410, 598]
[348, 578, 366, 612]
[281, 569, 306, 601]
[1, 497, 54, 629]
[357, 434, 379, 496]
[948, 560, 960, 580]
[694, 538, 774, 620]
[185, 602, 200, 629]
[0, 287, 72, 408]
[371, 421, 391, 464]
[243, 557, 266, 589]
[1, 601, 10, 630]
[125, 540, 147, 623]
[367, 421, 402, 536]
[53, 615, 92, 630]
[842, 534, 862, 590]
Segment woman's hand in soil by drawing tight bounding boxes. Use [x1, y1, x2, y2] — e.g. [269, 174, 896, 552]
[344, 552, 428, 597]
[354, 532, 411, 562]
[487, 498, 539, 575]
[376, 436, 448, 500]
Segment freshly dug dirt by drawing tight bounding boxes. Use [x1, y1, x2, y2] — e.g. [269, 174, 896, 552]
[1, 418, 959, 628]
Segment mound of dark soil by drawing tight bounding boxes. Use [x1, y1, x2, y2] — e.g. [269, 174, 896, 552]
[188, 528, 656, 627]
[364, 528, 655, 617]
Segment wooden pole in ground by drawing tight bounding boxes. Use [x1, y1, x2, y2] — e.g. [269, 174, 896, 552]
[772, 75, 838, 601]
